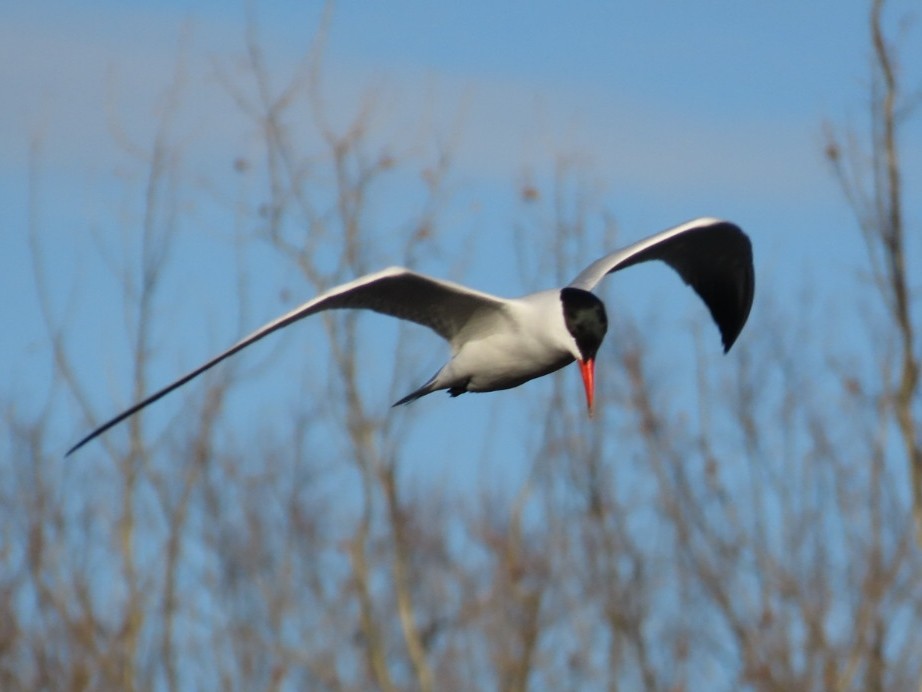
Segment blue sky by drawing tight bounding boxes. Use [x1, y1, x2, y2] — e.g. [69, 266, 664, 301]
[2, 1, 919, 468]
[4, 4, 922, 686]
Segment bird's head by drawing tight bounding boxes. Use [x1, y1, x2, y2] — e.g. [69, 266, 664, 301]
[560, 287, 608, 416]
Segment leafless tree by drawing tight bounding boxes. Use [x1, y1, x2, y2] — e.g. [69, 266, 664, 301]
[3, 2, 921, 690]
[825, 0, 921, 544]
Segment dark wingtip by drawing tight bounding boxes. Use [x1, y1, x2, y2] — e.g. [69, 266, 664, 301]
[64, 436, 90, 458]
[695, 221, 754, 354]
[64, 426, 107, 457]
[720, 308, 748, 353]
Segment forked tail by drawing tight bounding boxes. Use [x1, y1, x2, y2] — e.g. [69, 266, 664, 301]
[392, 371, 441, 407]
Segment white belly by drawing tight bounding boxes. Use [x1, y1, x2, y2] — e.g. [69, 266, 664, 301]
[438, 332, 574, 392]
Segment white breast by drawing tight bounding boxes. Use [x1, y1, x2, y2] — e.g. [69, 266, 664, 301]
[436, 290, 578, 392]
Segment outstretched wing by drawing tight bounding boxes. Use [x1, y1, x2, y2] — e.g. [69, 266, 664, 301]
[568, 218, 754, 352]
[66, 267, 507, 455]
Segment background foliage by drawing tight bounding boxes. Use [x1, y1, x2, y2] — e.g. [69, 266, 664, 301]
[3, 1, 921, 690]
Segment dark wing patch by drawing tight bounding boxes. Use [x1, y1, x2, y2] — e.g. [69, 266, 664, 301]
[618, 222, 754, 351]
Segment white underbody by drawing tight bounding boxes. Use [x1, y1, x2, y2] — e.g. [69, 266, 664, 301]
[429, 289, 580, 393]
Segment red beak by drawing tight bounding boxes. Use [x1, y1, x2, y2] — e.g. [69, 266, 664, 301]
[578, 358, 595, 417]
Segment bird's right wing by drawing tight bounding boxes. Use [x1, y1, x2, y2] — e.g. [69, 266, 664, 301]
[65, 267, 508, 455]
[568, 218, 754, 352]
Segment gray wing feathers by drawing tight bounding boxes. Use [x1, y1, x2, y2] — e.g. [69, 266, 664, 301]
[311, 268, 508, 343]
[66, 267, 505, 455]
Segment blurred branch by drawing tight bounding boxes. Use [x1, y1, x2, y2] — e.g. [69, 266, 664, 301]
[10, 3, 922, 689]
[825, 0, 921, 545]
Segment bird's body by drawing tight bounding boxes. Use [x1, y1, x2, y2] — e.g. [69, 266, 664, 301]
[399, 289, 579, 402]
[66, 217, 754, 456]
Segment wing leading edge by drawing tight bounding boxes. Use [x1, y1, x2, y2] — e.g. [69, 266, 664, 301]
[568, 218, 754, 352]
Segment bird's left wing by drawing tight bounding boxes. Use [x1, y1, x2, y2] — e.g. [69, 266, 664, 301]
[568, 218, 754, 352]
[66, 267, 507, 455]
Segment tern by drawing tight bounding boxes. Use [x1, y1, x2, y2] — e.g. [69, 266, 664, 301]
[66, 217, 753, 456]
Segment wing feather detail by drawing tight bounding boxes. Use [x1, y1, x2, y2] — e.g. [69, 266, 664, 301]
[66, 267, 507, 455]
[568, 218, 754, 352]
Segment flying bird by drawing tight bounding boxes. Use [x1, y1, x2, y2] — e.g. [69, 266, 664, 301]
[66, 217, 754, 456]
